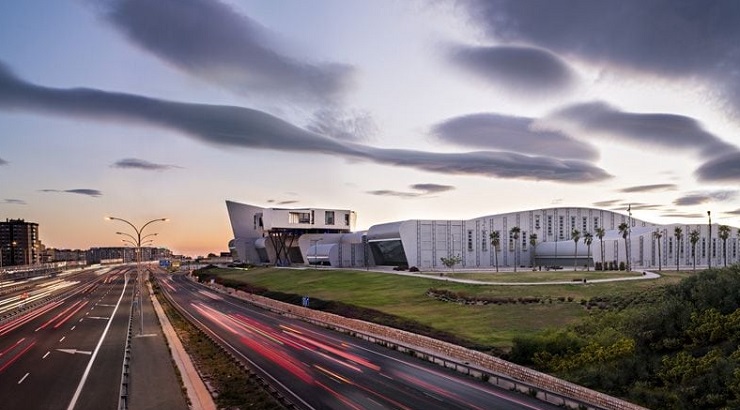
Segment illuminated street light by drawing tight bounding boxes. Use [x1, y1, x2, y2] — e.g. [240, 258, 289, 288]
[106, 216, 168, 335]
[708, 211, 712, 269]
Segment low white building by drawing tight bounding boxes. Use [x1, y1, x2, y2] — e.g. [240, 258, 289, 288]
[226, 200, 740, 271]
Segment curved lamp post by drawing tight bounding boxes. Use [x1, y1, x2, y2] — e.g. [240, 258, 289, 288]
[106, 216, 167, 335]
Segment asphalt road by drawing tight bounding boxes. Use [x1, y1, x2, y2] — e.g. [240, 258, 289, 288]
[160, 272, 561, 410]
[0, 266, 134, 410]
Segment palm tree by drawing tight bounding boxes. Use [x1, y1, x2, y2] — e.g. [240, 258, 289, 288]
[595, 227, 606, 271]
[529, 233, 538, 269]
[510, 227, 521, 272]
[719, 225, 731, 267]
[653, 229, 663, 271]
[584, 232, 593, 271]
[674, 226, 683, 272]
[571, 229, 581, 271]
[689, 229, 701, 272]
[490, 231, 500, 272]
[618, 222, 629, 271]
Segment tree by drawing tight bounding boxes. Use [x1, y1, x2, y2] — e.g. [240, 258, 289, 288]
[719, 225, 731, 267]
[595, 227, 606, 271]
[653, 229, 663, 271]
[440, 254, 462, 274]
[674, 226, 683, 272]
[584, 232, 593, 271]
[490, 231, 500, 272]
[571, 229, 581, 271]
[529, 233, 538, 269]
[689, 229, 701, 272]
[618, 222, 630, 271]
[510, 227, 521, 272]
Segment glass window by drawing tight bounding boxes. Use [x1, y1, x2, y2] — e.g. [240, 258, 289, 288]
[325, 211, 335, 225]
[521, 231, 527, 250]
[558, 216, 565, 239]
[289, 212, 311, 224]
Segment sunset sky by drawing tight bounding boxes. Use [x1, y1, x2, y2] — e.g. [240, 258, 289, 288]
[2, 0, 740, 257]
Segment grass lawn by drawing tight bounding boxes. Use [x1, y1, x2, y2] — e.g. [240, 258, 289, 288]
[208, 267, 692, 349]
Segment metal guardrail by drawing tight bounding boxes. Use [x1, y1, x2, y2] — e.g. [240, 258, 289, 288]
[118, 281, 136, 410]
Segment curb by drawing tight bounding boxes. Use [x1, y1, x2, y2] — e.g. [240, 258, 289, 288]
[147, 283, 216, 410]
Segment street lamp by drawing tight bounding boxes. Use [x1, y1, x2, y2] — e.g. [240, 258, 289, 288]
[708, 211, 712, 269]
[627, 204, 632, 272]
[106, 216, 168, 335]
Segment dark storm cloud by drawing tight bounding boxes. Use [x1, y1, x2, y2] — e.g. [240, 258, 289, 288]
[3, 199, 26, 205]
[661, 212, 706, 219]
[40, 189, 102, 198]
[460, 0, 740, 113]
[593, 199, 621, 208]
[98, 0, 354, 103]
[620, 184, 677, 193]
[622, 203, 665, 211]
[432, 113, 598, 160]
[305, 108, 377, 143]
[605, 202, 664, 213]
[0, 158, 8, 165]
[111, 158, 180, 171]
[449, 45, 576, 96]
[0, 62, 611, 183]
[367, 183, 455, 198]
[727, 209, 740, 216]
[267, 199, 299, 205]
[411, 184, 454, 194]
[553, 102, 737, 160]
[366, 190, 420, 199]
[674, 190, 737, 206]
[695, 152, 740, 183]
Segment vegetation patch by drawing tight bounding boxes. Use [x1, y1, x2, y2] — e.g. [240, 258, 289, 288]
[508, 265, 740, 410]
[427, 288, 575, 306]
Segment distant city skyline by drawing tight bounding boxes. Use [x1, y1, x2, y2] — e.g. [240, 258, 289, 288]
[2, 0, 740, 257]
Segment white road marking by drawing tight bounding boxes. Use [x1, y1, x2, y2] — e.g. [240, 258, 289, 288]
[43, 351, 50, 359]
[18, 373, 29, 384]
[66, 276, 129, 410]
[59, 337, 65, 342]
[57, 349, 93, 356]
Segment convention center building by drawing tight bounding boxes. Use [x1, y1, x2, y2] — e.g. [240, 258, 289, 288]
[226, 200, 739, 271]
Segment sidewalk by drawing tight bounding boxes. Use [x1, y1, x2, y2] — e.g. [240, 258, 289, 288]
[307, 265, 661, 285]
[128, 280, 215, 410]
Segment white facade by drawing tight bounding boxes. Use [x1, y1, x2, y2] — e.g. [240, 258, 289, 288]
[226, 200, 357, 266]
[227, 201, 740, 270]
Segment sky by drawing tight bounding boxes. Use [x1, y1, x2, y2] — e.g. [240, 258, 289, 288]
[2, 0, 740, 257]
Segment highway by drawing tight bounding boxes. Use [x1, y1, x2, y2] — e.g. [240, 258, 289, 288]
[0, 267, 134, 410]
[160, 272, 560, 410]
